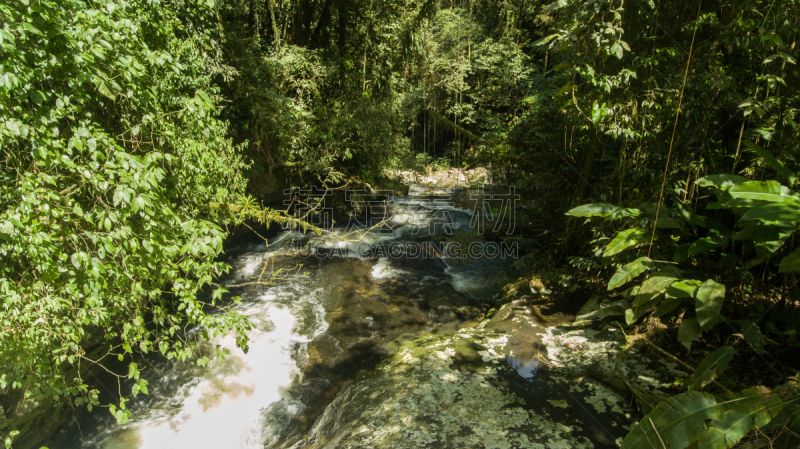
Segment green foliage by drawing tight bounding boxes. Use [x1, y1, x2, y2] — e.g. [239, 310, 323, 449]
[217, 0, 432, 183]
[686, 347, 735, 392]
[0, 0, 256, 431]
[566, 203, 621, 218]
[621, 391, 725, 449]
[622, 386, 796, 449]
[607, 257, 651, 290]
[570, 169, 800, 445]
[603, 228, 649, 258]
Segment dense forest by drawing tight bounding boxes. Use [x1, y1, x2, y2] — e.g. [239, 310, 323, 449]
[1, 0, 799, 447]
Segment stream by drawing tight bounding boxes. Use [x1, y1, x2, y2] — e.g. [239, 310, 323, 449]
[61, 186, 512, 448]
[58, 185, 682, 449]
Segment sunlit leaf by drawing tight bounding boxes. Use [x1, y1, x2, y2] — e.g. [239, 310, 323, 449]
[608, 257, 652, 290]
[604, 228, 649, 258]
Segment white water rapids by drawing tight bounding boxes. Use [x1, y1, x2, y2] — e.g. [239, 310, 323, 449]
[68, 191, 508, 449]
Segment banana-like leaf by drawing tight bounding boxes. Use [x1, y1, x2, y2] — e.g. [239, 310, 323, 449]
[608, 257, 652, 290]
[740, 201, 800, 222]
[735, 221, 795, 258]
[699, 387, 784, 449]
[621, 391, 724, 449]
[696, 175, 750, 190]
[735, 221, 795, 242]
[566, 203, 621, 217]
[604, 228, 649, 258]
[686, 346, 735, 391]
[728, 181, 800, 203]
[744, 141, 797, 186]
[756, 240, 792, 259]
[779, 247, 800, 273]
[707, 189, 734, 209]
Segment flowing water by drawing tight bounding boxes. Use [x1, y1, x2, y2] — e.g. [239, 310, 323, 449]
[62, 187, 516, 449]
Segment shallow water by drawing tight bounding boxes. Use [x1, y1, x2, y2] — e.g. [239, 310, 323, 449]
[62, 189, 516, 449]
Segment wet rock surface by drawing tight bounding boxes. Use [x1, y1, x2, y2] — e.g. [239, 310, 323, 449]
[389, 167, 493, 188]
[270, 256, 487, 446]
[287, 297, 691, 449]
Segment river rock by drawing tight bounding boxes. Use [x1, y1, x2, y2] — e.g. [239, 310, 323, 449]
[290, 297, 692, 449]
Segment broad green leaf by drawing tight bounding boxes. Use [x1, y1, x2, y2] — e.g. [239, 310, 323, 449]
[696, 280, 725, 331]
[722, 198, 771, 210]
[700, 387, 784, 449]
[628, 276, 677, 322]
[652, 297, 682, 317]
[707, 189, 734, 209]
[621, 391, 724, 449]
[608, 257, 651, 290]
[744, 141, 797, 186]
[740, 201, 800, 222]
[638, 276, 677, 296]
[679, 317, 703, 350]
[603, 228, 649, 258]
[566, 203, 620, 217]
[607, 208, 641, 220]
[666, 279, 703, 299]
[196, 89, 214, 110]
[21, 22, 44, 36]
[688, 237, 720, 257]
[778, 247, 800, 273]
[696, 175, 749, 191]
[97, 81, 116, 100]
[735, 221, 795, 258]
[741, 323, 765, 354]
[728, 181, 800, 203]
[686, 346, 735, 391]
